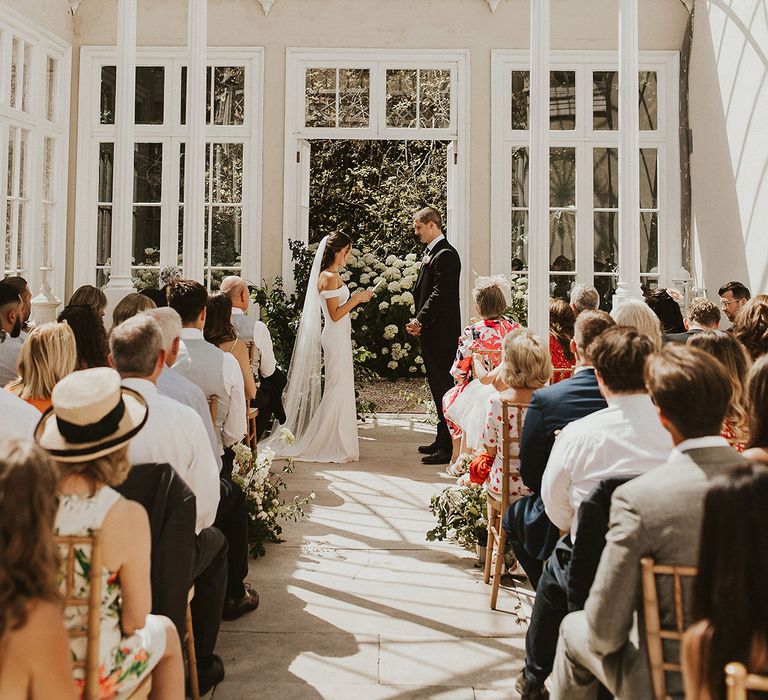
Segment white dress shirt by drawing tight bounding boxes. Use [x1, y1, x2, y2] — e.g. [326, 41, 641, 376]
[426, 234, 446, 253]
[541, 393, 673, 540]
[123, 378, 220, 533]
[231, 307, 277, 378]
[177, 328, 246, 451]
[0, 388, 41, 440]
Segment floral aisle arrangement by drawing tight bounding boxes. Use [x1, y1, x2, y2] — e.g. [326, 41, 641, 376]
[506, 274, 529, 326]
[426, 482, 488, 551]
[231, 431, 315, 558]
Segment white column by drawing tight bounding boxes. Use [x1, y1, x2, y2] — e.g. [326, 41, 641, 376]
[528, 0, 550, 339]
[106, 0, 137, 299]
[613, 0, 643, 305]
[183, 0, 207, 282]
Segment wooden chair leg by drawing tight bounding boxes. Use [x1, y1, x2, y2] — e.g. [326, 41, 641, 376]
[490, 529, 507, 610]
[483, 508, 495, 584]
[185, 602, 200, 700]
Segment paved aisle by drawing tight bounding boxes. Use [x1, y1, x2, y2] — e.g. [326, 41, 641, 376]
[213, 416, 531, 699]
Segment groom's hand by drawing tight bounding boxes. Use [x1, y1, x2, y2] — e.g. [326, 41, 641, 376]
[406, 319, 422, 336]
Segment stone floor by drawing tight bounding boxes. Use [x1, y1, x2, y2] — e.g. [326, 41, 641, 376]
[212, 416, 533, 699]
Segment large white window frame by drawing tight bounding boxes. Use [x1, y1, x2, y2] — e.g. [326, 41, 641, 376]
[0, 3, 70, 303]
[283, 48, 470, 312]
[490, 50, 681, 305]
[74, 46, 264, 291]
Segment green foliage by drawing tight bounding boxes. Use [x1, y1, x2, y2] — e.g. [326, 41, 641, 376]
[426, 484, 488, 551]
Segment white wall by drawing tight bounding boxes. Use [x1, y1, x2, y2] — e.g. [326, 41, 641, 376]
[690, 0, 768, 297]
[3, 0, 73, 42]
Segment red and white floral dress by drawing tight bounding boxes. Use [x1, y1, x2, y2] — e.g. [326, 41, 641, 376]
[549, 334, 575, 384]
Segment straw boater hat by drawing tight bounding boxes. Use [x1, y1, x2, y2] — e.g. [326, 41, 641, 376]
[35, 367, 148, 462]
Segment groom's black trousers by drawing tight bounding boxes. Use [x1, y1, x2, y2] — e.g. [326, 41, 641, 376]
[420, 330, 455, 452]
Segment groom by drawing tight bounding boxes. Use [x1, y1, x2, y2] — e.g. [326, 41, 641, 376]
[407, 206, 461, 465]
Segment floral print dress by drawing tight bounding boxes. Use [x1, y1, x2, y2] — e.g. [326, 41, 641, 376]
[549, 334, 575, 384]
[55, 486, 165, 699]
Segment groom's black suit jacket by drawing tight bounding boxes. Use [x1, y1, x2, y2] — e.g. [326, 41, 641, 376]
[413, 237, 462, 345]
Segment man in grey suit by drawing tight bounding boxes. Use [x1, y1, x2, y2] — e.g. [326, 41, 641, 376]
[551, 343, 747, 699]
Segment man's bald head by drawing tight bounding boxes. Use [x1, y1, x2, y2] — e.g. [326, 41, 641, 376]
[219, 275, 249, 311]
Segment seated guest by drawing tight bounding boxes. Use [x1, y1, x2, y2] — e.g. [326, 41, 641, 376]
[551, 344, 746, 700]
[743, 355, 768, 463]
[0, 439, 78, 699]
[718, 280, 751, 326]
[0, 281, 24, 341]
[663, 296, 721, 344]
[569, 284, 600, 319]
[0, 383, 43, 438]
[517, 327, 672, 699]
[204, 292, 257, 402]
[689, 330, 750, 450]
[112, 292, 156, 328]
[733, 294, 768, 361]
[57, 304, 109, 369]
[167, 280, 246, 477]
[0, 276, 31, 386]
[139, 287, 167, 307]
[6, 322, 77, 413]
[683, 462, 768, 700]
[148, 307, 220, 467]
[36, 368, 184, 697]
[610, 297, 662, 349]
[503, 310, 615, 589]
[549, 298, 576, 383]
[645, 287, 686, 335]
[68, 284, 107, 320]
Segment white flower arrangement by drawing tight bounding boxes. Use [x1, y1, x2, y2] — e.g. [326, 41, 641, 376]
[405, 252, 418, 262]
[378, 301, 389, 312]
[383, 324, 399, 340]
[387, 361, 399, 370]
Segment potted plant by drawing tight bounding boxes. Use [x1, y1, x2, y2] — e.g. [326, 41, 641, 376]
[426, 483, 488, 562]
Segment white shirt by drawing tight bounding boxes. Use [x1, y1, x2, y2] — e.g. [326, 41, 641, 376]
[231, 307, 277, 378]
[123, 378, 220, 533]
[178, 328, 247, 450]
[674, 435, 730, 455]
[156, 366, 222, 471]
[0, 332, 25, 387]
[426, 234, 446, 253]
[541, 393, 673, 540]
[0, 388, 41, 440]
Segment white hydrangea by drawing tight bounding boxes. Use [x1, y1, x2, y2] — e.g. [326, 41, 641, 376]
[350, 310, 359, 320]
[387, 361, 399, 370]
[405, 253, 418, 262]
[414, 355, 424, 365]
[400, 291, 414, 305]
[378, 301, 389, 311]
[391, 295, 403, 305]
[400, 277, 414, 290]
[351, 248, 362, 257]
[381, 347, 389, 354]
[387, 281, 401, 293]
[359, 274, 371, 285]
[410, 304, 416, 314]
[348, 281, 358, 289]
[383, 324, 399, 340]
[393, 258, 406, 268]
[385, 254, 398, 266]
[409, 366, 418, 373]
[361, 325, 368, 332]
[341, 271, 352, 282]
[363, 253, 377, 265]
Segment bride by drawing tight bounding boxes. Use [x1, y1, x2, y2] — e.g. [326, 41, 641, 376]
[263, 232, 373, 463]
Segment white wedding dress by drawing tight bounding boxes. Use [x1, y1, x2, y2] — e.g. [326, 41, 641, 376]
[263, 237, 359, 463]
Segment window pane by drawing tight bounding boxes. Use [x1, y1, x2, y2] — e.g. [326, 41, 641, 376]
[43, 137, 54, 202]
[338, 68, 370, 128]
[206, 268, 241, 292]
[550, 147, 575, 207]
[16, 201, 24, 269]
[99, 143, 114, 203]
[46, 56, 57, 121]
[132, 267, 160, 291]
[178, 142, 185, 203]
[639, 71, 657, 131]
[96, 268, 110, 288]
[132, 206, 161, 266]
[550, 71, 576, 130]
[97, 206, 112, 266]
[10, 39, 20, 108]
[640, 212, 659, 274]
[133, 143, 163, 203]
[640, 148, 658, 209]
[4, 205, 11, 270]
[594, 276, 617, 311]
[593, 148, 618, 209]
[386, 69, 417, 128]
[511, 210, 528, 271]
[21, 43, 31, 112]
[550, 210, 575, 271]
[208, 207, 241, 267]
[511, 71, 529, 130]
[419, 69, 451, 129]
[305, 68, 336, 128]
[550, 275, 575, 301]
[212, 66, 245, 125]
[41, 203, 53, 269]
[594, 211, 618, 273]
[7, 128, 15, 197]
[593, 71, 617, 130]
[135, 66, 164, 124]
[100, 66, 116, 124]
[18, 130, 26, 199]
[207, 143, 243, 204]
[511, 146, 529, 208]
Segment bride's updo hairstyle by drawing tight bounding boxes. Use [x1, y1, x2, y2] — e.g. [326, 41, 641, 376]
[320, 231, 352, 272]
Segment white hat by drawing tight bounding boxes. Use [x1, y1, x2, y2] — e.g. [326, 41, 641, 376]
[35, 367, 148, 462]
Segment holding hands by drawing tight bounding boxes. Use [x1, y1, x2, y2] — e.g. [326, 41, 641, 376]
[406, 319, 422, 337]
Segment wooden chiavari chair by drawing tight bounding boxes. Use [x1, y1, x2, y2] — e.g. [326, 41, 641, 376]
[551, 366, 574, 384]
[244, 342, 260, 452]
[726, 662, 768, 700]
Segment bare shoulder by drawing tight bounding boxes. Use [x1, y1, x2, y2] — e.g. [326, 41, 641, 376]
[103, 496, 150, 547]
[318, 270, 341, 291]
[9, 599, 66, 652]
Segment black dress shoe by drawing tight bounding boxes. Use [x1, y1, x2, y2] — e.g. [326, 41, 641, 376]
[222, 583, 259, 621]
[422, 451, 452, 465]
[418, 442, 439, 455]
[197, 654, 225, 695]
[515, 671, 549, 699]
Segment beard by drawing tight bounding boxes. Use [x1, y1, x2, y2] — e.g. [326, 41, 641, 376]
[9, 317, 22, 338]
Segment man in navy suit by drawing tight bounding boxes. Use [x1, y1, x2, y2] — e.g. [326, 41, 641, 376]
[503, 310, 616, 588]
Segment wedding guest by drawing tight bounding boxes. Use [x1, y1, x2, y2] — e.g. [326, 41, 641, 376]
[0, 276, 31, 331]
[743, 355, 768, 463]
[551, 344, 746, 700]
[167, 280, 246, 477]
[0, 439, 78, 700]
[517, 327, 672, 699]
[140, 287, 167, 307]
[683, 462, 768, 700]
[718, 280, 751, 325]
[610, 297, 662, 349]
[0, 277, 31, 387]
[0, 281, 26, 386]
[0, 384, 42, 439]
[663, 296, 721, 344]
[204, 292, 257, 401]
[57, 304, 110, 369]
[503, 310, 615, 589]
[733, 294, 768, 361]
[112, 292, 156, 328]
[569, 284, 600, 318]
[549, 298, 576, 383]
[5, 322, 77, 413]
[36, 367, 184, 697]
[645, 287, 686, 335]
[689, 330, 750, 450]
[148, 307, 220, 467]
[68, 284, 107, 319]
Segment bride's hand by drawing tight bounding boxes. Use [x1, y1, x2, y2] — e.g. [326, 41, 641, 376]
[353, 290, 374, 304]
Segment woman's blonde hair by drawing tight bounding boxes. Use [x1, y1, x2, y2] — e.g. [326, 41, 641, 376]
[68, 284, 107, 315]
[8, 322, 77, 400]
[112, 292, 156, 329]
[610, 298, 662, 350]
[53, 445, 132, 490]
[500, 328, 553, 389]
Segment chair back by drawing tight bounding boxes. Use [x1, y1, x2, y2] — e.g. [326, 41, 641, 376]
[640, 557, 698, 700]
[56, 531, 103, 700]
[207, 396, 217, 424]
[500, 400, 527, 513]
[726, 662, 768, 700]
[551, 366, 574, 384]
[472, 347, 502, 377]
